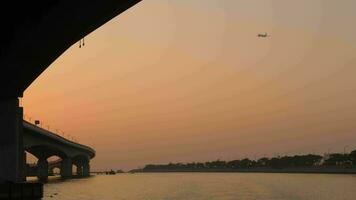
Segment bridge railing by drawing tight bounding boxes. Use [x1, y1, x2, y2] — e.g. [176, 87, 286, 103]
[23, 114, 79, 143]
[23, 115, 96, 157]
[23, 120, 95, 157]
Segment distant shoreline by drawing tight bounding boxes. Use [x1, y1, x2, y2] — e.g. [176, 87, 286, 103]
[129, 167, 356, 175]
[128, 153, 356, 175]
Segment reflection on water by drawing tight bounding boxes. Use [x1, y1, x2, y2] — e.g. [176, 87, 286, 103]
[44, 173, 356, 200]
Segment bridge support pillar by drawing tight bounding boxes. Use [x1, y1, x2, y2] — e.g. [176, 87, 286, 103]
[0, 98, 24, 183]
[23, 152, 27, 181]
[76, 165, 83, 176]
[48, 168, 54, 176]
[60, 158, 72, 179]
[83, 161, 90, 177]
[37, 158, 48, 182]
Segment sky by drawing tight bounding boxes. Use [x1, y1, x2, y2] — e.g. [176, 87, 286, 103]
[23, 0, 356, 171]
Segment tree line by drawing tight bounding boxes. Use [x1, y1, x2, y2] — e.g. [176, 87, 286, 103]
[139, 150, 356, 171]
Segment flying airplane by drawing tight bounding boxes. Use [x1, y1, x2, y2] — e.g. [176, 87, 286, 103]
[258, 32, 268, 38]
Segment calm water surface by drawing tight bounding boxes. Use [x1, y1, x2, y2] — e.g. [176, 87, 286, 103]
[44, 173, 356, 200]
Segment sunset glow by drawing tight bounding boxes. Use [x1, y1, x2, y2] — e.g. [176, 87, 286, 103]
[23, 0, 356, 171]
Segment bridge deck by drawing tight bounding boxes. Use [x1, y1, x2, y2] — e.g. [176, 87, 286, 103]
[23, 120, 95, 158]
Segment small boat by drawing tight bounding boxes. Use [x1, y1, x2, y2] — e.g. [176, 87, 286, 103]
[105, 170, 116, 175]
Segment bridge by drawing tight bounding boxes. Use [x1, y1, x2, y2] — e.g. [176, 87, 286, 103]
[0, 1, 141, 197]
[27, 159, 87, 180]
[23, 120, 95, 181]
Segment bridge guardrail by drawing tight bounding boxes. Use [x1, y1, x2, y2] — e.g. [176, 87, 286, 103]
[23, 120, 96, 158]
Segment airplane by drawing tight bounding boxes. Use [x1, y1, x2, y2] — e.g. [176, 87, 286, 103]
[258, 32, 268, 38]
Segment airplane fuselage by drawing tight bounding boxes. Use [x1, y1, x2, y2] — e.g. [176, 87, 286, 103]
[258, 33, 268, 37]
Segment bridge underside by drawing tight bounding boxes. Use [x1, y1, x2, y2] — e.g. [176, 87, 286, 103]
[0, 0, 141, 183]
[0, 0, 141, 99]
[26, 154, 90, 182]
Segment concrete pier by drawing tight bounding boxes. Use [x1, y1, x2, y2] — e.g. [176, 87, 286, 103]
[0, 182, 43, 199]
[83, 161, 90, 177]
[0, 98, 24, 183]
[37, 158, 49, 182]
[76, 165, 83, 176]
[60, 158, 73, 179]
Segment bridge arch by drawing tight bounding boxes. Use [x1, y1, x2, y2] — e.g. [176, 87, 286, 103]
[25, 145, 69, 161]
[25, 145, 69, 182]
[25, 151, 38, 166]
[25, 151, 39, 180]
[47, 156, 62, 177]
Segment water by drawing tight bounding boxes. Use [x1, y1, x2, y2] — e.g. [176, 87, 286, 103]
[44, 173, 356, 200]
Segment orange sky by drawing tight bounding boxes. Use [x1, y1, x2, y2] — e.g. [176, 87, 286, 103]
[23, 0, 356, 170]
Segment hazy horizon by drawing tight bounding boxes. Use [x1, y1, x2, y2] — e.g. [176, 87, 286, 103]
[23, 0, 356, 171]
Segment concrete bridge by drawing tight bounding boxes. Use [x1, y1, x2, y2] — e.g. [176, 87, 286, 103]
[0, 0, 141, 188]
[27, 159, 87, 179]
[23, 120, 95, 181]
